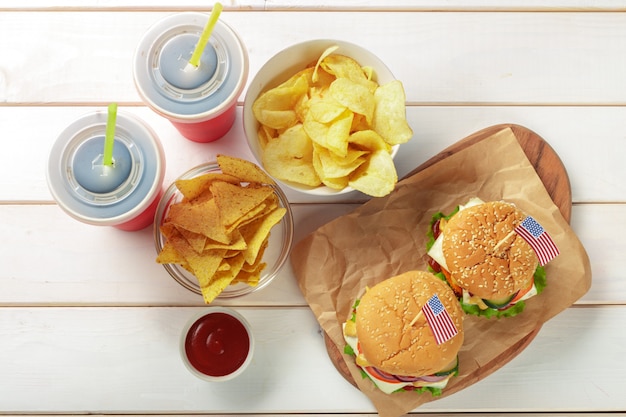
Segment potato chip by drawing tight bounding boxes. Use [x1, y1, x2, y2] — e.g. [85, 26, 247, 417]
[320, 54, 377, 92]
[308, 95, 346, 123]
[303, 109, 353, 158]
[156, 156, 287, 304]
[372, 79, 413, 145]
[349, 129, 391, 153]
[314, 143, 366, 179]
[252, 47, 413, 197]
[329, 77, 375, 123]
[263, 124, 321, 187]
[251, 72, 309, 129]
[312, 45, 339, 83]
[257, 125, 275, 149]
[326, 110, 354, 157]
[348, 149, 398, 197]
[320, 175, 350, 190]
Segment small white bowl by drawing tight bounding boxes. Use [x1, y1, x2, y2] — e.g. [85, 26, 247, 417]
[180, 307, 254, 381]
[243, 39, 399, 196]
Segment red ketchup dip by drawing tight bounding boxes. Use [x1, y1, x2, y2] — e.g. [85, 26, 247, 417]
[181, 308, 253, 380]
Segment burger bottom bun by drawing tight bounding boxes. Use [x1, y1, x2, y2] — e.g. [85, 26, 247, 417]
[356, 270, 464, 377]
[442, 201, 539, 300]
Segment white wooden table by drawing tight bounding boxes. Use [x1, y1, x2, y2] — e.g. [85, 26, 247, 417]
[1, 1, 624, 416]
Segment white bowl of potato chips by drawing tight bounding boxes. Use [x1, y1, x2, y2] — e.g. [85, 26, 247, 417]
[154, 155, 294, 303]
[243, 39, 413, 197]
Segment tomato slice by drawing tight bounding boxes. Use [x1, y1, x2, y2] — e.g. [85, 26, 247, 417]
[510, 279, 534, 304]
[441, 268, 463, 297]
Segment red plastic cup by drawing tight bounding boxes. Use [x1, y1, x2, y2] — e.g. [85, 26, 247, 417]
[133, 12, 248, 143]
[46, 110, 166, 231]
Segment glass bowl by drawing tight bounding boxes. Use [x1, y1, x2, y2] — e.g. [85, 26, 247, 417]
[153, 162, 294, 298]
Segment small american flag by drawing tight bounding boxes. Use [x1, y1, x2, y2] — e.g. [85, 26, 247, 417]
[422, 294, 458, 345]
[514, 216, 560, 266]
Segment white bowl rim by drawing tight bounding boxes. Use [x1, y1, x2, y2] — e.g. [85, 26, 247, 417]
[179, 307, 255, 381]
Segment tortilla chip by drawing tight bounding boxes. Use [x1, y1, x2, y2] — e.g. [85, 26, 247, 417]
[240, 207, 287, 264]
[217, 154, 274, 185]
[175, 173, 240, 201]
[210, 181, 275, 228]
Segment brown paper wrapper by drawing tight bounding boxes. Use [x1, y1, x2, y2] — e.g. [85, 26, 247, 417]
[290, 126, 592, 417]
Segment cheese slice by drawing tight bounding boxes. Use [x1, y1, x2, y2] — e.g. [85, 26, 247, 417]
[427, 197, 485, 271]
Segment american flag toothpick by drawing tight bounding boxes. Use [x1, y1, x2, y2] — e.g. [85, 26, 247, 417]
[514, 216, 560, 266]
[422, 294, 458, 345]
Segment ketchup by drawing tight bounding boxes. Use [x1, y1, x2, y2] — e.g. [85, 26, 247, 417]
[184, 312, 250, 377]
[428, 218, 443, 273]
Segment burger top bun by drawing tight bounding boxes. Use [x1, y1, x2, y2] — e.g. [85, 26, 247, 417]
[442, 201, 539, 300]
[356, 270, 464, 377]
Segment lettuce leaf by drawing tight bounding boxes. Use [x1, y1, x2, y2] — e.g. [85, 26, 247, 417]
[349, 298, 360, 322]
[461, 299, 526, 318]
[534, 265, 547, 295]
[462, 265, 548, 319]
[425, 206, 460, 252]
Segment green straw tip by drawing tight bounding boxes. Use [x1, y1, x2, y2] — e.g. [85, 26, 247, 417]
[103, 103, 118, 167]
[188, 2, 224, 68]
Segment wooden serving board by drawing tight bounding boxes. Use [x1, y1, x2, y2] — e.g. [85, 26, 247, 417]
[324, 123, 573, 387]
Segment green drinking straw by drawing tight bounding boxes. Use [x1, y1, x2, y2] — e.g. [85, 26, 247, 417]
[103, 103, 118, 166]
[188, 2, 223, 68]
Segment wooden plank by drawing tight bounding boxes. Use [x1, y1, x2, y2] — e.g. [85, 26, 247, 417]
[1, 12, 626, 104]
[0, 203, 356, 306]
[0, 306, 623, 413]
[6, 415, 624, 417]
[265, 0, 626, 10]
[1, 106, 625, 204]
[402, 123, 573, 220]
[3, 0, 626, 11]
[0, 203, 620, 305]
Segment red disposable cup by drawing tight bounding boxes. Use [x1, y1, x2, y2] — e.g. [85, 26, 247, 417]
[133, 12, 248, 143]
[46, 110, 166, 231]
[115, 188, 163, 231]
[168, 102, 236, 143]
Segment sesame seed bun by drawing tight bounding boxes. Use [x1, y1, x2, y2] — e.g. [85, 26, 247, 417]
[442, 201, 539, 300]
[355, 270, 464, 377]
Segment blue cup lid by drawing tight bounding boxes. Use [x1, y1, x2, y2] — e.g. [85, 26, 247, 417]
[133, 13, 249, 121]
[46, 111, 164, 226]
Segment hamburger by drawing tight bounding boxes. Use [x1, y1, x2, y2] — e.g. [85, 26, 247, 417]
[426, 198, 549, 318]
[343, 270, 464, 395]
